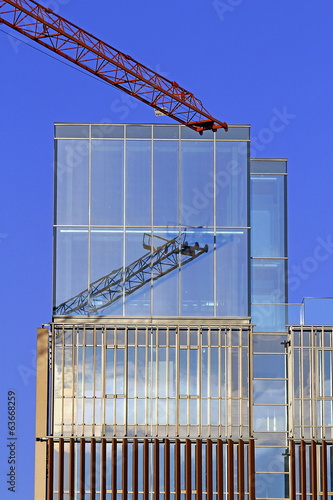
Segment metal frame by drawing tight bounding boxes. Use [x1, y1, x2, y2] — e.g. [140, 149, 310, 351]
[51, 323, 252, 439]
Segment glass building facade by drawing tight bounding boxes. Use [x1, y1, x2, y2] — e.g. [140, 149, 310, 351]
[34, 123, 333, 499]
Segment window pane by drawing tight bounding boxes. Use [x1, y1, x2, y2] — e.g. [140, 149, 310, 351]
[181, 229, 214, 316]
[253, 354, 286, 378]
[253, 406, 287, 431]
[91, 140, 124, 225]
[180, 141, 214, 227]
[55, 228, 88, 308]
[126, 141, 151, 225]
[251, 174, 286, 257]
[216, 141, 248, 227]
[124, 228, 151, 316]
[253, 380, 286, 404]
[151, 229, 179, 316]
[90, 228, 123, 315]
[55, 139, 89, 225]
[153, 141, 178, 226]
[216, 230, 248, 316]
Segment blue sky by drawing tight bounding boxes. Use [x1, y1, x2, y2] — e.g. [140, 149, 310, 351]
[0, 1, 333, 497]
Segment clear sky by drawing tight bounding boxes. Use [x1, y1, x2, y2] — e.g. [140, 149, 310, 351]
[0, 1, 333, 498]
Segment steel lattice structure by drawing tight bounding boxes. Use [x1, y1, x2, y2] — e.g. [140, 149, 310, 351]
[0, 0, 228, 133]
[54, 234, 208, 315]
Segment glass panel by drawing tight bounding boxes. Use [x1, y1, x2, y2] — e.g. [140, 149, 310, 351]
[151, 228, 179, 316]
[215, 126, 250, 140]
[251, 304, 288, 332]
[255, 448, 287, 472]
[251, 259, 286, 304]
[253, 380, 286, 404]
[124, 228, 151, 316]
[253, 406, 287, 432]
[216, 141, 248, 227]
[216, 230, 248, 316]
[253, 354, 286, 378]
[54, 227, 88, 308]
[253, 334, 286, 353]
[105, 349, 115, 394]
[90, 228, 123, 315]
[91, 140, 124, 225]
[250, 159, 287, 174]
[91, 124, 124, 138]
[251, 174, 286, 257]
[126, 125, 152, 138]
[55, 124, 89, 138]
[153, 125, 179, 139]
[180, 141, 214, 227]
[256, 473, 289, 499]
[153, 141, 178, 226]
[181, 229, 214, 316]
[55, 139, 89, 225]
[126, 141, 151, 225]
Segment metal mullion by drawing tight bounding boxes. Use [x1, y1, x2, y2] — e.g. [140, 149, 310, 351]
[145, 327, 149, 435]
[176, 327, 180, 435]
[213, 134, 217, 317]
[87, 125, 92, 312]
[71, 327, 75, 436]
[198, 327, 202, 433]
[300, 327, 304, 437]
[102, 326, 107, 434]
[239, 328, 243, 434]
[82, 326, 86, 431]
[322, 346, 326, 435]
[177, 134, 181, 317]
[92, 327, 96, 433]
[122, 133, 126, 316]
[228, 333, 232, 436]
[124, 328, 128, 434]
[310, 330, 316, 437]
[166, 332, 169, 431]
[150, 132, 154, 315]
[60, 326, 65, 436]
[156, 329, 159, 429]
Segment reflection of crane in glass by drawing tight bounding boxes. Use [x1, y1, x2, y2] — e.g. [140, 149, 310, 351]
[54, 233, 208, 315]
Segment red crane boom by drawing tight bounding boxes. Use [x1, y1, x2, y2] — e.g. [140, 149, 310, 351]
[0, 0, 228, 133]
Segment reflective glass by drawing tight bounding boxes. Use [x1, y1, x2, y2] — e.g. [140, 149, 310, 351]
[253, 379, 286, 404]
[126, 141, 151, 225]
[55, 228, 88, 307]
[253, 405, 287, 432]
[153, 125, 179, 139]
[55, 124, 89, 138]
[216, 230, 248, 316]
[153, 141, 178, 226]
[125, 228, 151, 315]
[56, 140, 89, 225]
[216, 142, 248, 227]
[126, 125, 152, 138]
[91, 140, 124, 225]
[90, 228, 123, 315]
[251, 174, 286, 257]
[91, 124, 124, 138]
[253, 354, 286, 378]
[180, 229, 214, 316]
[251, 304, 288, 332]
[251, 259, 286, 304]
[256, 473, 288, 499]
[180, 141, 214, 227]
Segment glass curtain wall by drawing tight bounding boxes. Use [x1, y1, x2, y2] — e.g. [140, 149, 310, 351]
[54, 124, 250, 318]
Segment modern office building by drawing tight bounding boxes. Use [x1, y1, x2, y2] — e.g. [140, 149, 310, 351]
[34, 123, 333, 499]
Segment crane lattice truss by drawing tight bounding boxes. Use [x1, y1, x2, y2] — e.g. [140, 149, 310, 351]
[54, 234, 208, 316]
[0, 0, 228, 133]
